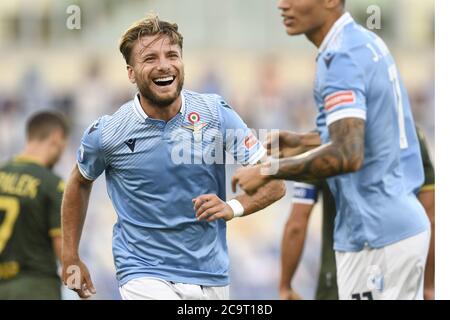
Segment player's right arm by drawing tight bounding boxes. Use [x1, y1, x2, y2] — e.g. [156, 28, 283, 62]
[279, 183, 318, 300]
[265, 130, 322, 159]
[62, 118, 106, 298]
[61, 166, 96, 298]
[232, 52, 367, 194]
[268, 51, 367, 182]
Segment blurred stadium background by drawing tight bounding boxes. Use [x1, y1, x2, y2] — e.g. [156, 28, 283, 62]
[0, 0, 434, 299]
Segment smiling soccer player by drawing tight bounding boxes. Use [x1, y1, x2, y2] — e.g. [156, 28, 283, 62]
[61, 14, 285, 300]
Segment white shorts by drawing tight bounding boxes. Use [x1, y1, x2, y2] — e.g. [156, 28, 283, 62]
[335, 230, 430, 300]
[119, 277, 229, 300]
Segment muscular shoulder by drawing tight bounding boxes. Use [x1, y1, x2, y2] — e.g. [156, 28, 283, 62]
[319, 23, 380, 73]
[93, 100, 138, 151]
[100, 100, 134, 133]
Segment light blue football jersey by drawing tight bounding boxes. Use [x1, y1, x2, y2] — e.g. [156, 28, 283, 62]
[77, 90, 265, 286]
[313, 13, 429, 251]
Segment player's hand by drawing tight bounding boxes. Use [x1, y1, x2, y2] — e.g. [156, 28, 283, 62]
[62, 258, 96, 299]
[231, 164, 270, 195]
[279, 287, 303, 300]
[265, 131, 304, 158]
[193, 194, 234, 222]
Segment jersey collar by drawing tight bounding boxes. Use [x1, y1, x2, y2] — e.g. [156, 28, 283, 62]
[318, 12, 354, 54]
[14, 155, 45, 167]
[133, 91, 185, 123]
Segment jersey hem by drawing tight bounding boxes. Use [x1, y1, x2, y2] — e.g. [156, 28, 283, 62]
[333, 224, 430, 252]
[118, 272, 229, 288]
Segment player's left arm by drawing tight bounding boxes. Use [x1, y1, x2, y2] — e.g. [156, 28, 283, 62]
[195, 96, 286, 221]
[232, 118, 365, 194]
[195, 156, 286, 222]
[234, 168, 286, 218]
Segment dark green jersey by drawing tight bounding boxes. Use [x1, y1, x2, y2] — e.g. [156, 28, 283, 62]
[312, 127, 434, 300]
[0, 156, 64, 281]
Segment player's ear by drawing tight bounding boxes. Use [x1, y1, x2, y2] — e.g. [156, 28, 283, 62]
[127, 65, 136, 84]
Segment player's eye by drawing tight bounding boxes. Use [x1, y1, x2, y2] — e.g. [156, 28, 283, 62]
[144, 56, 157, 63]
[167, 53, 179, 59]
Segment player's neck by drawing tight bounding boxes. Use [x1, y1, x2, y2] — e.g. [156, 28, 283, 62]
[19, 145, 49, 167]
[139, 94, 182, 122]
[306, 11, 344, 49]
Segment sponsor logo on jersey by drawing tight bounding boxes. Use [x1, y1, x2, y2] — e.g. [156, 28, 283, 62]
[125, 138, 136, 152]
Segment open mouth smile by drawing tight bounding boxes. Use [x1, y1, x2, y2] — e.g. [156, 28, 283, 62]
[152, 75, 176, 87]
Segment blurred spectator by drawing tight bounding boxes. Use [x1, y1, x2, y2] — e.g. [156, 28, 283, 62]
[18, 65, 51, 118]
[243, 56, 293, 130]
[72, 59, 115, 138]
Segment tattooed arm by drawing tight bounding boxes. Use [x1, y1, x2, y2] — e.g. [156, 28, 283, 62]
[275, 118, 365, 180]
[232, 118, 365, 194]
[265, 130, 322, 158]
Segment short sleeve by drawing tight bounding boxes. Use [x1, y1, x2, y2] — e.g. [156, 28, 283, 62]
[217, 96, 266, 166]
[321, 51, 367, 126]
[77, 117, 106, 180]
[48, 178, 64, 237]
[292, 182, 319, 205]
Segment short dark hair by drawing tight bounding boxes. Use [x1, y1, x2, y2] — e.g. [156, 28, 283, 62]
[26, 111, 69, 141]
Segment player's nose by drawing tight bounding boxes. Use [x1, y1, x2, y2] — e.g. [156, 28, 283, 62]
[277, 0, 289, 10]
[156, 58, 171, 72]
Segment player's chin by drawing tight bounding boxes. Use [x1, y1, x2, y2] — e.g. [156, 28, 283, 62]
[283, 23, 305, 36]
[151, 88, 180, 105]
[149, 83, 172, 96]
[285, 27, 304, 36]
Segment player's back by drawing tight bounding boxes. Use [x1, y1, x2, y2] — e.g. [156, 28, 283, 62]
[315, 14, 430, 251]
[0, 157, 63, 281]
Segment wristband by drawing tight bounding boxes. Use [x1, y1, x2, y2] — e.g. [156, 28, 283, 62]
[227, 199, 245, 218]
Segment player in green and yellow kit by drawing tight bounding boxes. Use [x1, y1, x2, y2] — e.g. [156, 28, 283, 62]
[0, 111, 68, 299]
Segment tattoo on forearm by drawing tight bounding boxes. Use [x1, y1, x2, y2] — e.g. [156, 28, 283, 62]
[273, 118, 365, 181]
[236, 180, 285, 215]
[301, 131, 322, 148]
